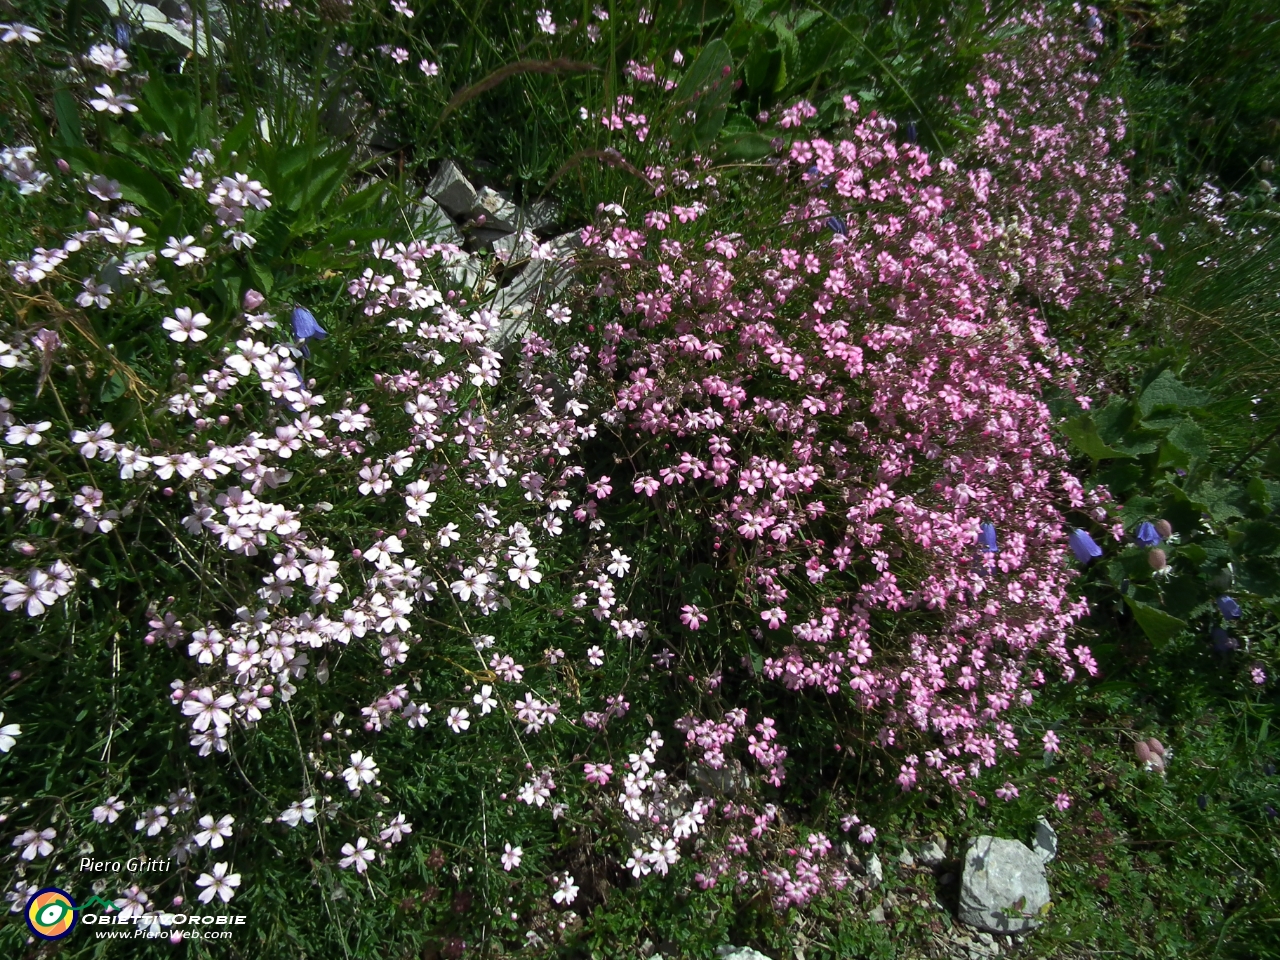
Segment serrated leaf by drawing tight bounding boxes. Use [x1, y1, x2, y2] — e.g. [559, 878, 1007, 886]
[1194, 481, 1248, 523]
[1061, 414, 1129, 461]
[1235, 521, 1280, 558]
[1138, 370, 1211, 415]
[1165, 419, 1209, 460]
[1124, 596, 1187, 647]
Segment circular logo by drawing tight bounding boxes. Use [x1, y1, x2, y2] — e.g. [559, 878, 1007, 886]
[26, 887, 78, 940]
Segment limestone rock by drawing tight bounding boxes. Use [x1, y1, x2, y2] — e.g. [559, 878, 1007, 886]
[427, 161, 478, 217]
[469, 186, 521, 233]
[1031, 818, 1057, 864]
[408, 195, 461, 245]
[716, 948, 772, 960]
[493, 230, 535, 265]
[920, 839, 948, 867]
[958, 836, 1051, 934]
[866, 853, 883, 887]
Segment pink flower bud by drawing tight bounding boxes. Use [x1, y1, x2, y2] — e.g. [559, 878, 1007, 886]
[1134, 741, 1151, 764]
[243, 289, 265, 311]
[1147, 738, 1165, 757]
[1154, 519, 1172, 539]
[1147, 548, 1167, 570]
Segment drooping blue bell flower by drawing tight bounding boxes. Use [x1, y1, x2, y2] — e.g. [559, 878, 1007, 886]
[826, 215, 848, 236]
[1134, 521, 1163, 547]
[906, 121, 918, 144]
[291, 305, 327, 358]
[115, 21, 132, 50]
[1211, 626, 1238, 653]
[1216, 595, 1242, 620]
[977, 522, 998, 553]
[1068, 528, 1103, 565]
[1085, 13, 1102, 32]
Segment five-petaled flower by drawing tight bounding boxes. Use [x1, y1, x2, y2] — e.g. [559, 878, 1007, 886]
[195, 862, 241, 903]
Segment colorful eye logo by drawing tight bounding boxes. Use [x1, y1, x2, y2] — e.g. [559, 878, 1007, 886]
[26, 887, 78, 940]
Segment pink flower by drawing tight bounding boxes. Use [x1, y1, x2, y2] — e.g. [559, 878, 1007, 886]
[761, 607, 787, 629]
[995, 782, 1019, 801]
[680, 604, 708, 631]
[583, 762, 612, 786]
[1053, 792, 1071, 812]
[1042, 730, 1060, 754]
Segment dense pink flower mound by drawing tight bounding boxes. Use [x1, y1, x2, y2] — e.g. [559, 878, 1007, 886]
[955, 4, 1140, 308]
[581, 95, 1120, 795]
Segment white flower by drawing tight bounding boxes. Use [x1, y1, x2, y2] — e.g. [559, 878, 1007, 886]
[135, 806, 169, 836]
[194, 814, 235, 849]
[586, 646, 605, 667]
[607, 550, 632, 577]
[342, 751, 378, 793]
[86, 175, 122, 201]
[92, 796, 124, 824]
[507, 550, 542, 589]
[500, 842, 522, 871]
[535, 9, 556, 34]
[180, 167, 204, 190]
[0, 23, 42, 44]
[552, 873, 578, 905]
[446, 707, 470, 733]
[278, 797, 317, 828]
[339, 836, 375, 873]
[85, 43, 130, 74]
[0, 713, 20, 753]
[195, 862, 240, 903]
[89, 84, 138, 115]
[161, 235, 207, 267]
[379, 813, 412, 844]
[5, 421, 50, 445]
[472, 685, 497, 715]
[12, 827, 55, 860]
[100, 218, 145, 246]
[162, 306, 212, 343]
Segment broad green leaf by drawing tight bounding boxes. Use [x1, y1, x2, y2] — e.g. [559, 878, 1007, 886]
[722, 132, 775, 161]
[1124, 596, 1187, 647]
[674, 40, 734, 149]
[1194, 481, 1249, 523]
[53, 89, 85, 149]
[1061, 414, 1129, 461]
[1234, 520, 1280, 558]
[102, 156, 173, 215]
[1138, 370, 1211, 415]
[1165, 419, 1209, 460]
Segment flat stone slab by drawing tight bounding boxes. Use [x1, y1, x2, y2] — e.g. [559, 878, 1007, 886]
[427, 160, 478, 217]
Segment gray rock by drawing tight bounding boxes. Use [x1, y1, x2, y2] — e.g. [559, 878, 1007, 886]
[716, 948, 772, 960]
[866, 853, 883, 886]
[469, 186, 521, 233]
[444, 254, 492, 297]
[958, 836, 1051, 934]
[520, 198, 561, 233]
[898, 848, 916, 868]
[690, 759, 748, 799]
[103, 0, 224, 56]
[485, 230, 582, 344]
[493, 230, 535, 265]
[920, 839, 948, 867]
[408, 195, 461, 245]
[868, 903, 886, 923]
[427, 161, 478, 217]
[1031, 818, 1057, 864]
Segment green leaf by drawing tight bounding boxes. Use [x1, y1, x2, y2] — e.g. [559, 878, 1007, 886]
[1194, 481, 1249, 523]
[1237, 556, 1280, 597]
[1061, 414, 1129, 461]
[53, 89, 85, 149]
[722, 132, 775, 161]
[1165, 419, 1209, 460]
[100, 373, 125, 403]
[1234, 521, 1280, 558]
[674, 39, 734, 149]
[1124, 596, 1188, 647]
[102, 156, 173, 215]
[1138, 370, 1211, 416]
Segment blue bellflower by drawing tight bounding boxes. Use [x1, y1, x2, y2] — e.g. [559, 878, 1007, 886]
[1068, 528, 1103, 564]
[1216, 595, 1242, 620]
[906, 121, 918, 144]
[291, 306, 327, 358]
[826, 215, 848, 236]
[1134, 521, 1162, 547]
[977, 522, 998, 553]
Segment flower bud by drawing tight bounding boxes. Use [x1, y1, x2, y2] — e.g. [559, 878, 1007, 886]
[1147, 548, 1166, 570]
[1147, 738, 1165, 757]
[1134, 741, 1151, 764]
[1154, 519, 1173, 539]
